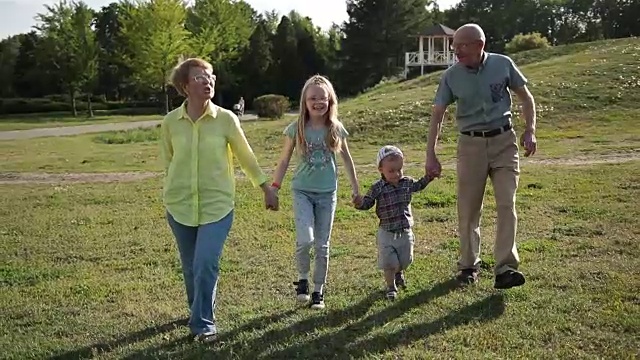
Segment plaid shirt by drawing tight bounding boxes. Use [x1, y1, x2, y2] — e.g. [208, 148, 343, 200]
[356, 176, 432, 232]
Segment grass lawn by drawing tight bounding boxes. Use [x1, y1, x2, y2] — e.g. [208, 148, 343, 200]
[1, 38, 639, 359]
[0, 114, 163, 132]
[1, 161, 638, 359]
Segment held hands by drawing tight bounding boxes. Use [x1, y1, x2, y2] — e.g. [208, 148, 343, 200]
[425, 154, 442, 179]
[520, 129, 537, 157]
[263, 185, 279, 211]
[351, 192, 363, 208]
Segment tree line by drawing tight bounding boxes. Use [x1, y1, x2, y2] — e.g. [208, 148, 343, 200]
[0, 0, 637, 116]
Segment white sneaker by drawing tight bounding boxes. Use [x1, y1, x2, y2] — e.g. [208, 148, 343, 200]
[310, 291, 325, 309]
[194, 332, 217, 343]
[294, 279, 310, 302]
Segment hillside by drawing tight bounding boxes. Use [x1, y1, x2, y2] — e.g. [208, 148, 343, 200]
[338, 37, 640, 153]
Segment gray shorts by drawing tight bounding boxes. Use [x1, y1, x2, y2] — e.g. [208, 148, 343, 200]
[377, 227, 414, 270]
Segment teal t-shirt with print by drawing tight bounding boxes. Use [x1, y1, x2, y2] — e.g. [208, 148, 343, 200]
[284, 120, 348, 193]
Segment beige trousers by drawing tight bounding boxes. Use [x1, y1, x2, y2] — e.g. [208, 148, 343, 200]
[456, 129, 520, 275]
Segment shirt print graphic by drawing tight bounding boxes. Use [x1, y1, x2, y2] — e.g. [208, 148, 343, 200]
[304, 138, 332, 171]
[489, 79, 508, 103]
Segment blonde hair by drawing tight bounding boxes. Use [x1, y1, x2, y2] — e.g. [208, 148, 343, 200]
[169, 57, 213, 97]
[296, 75, 342, 155]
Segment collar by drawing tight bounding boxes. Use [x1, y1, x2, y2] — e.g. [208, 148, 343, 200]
[463, 51, 488, 72]
[381, 175, 408, 186]
[178, 100, 218, 121]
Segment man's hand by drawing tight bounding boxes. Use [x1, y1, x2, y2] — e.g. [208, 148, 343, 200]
[352, 194, 363, 208]
[520, 129, 537, 157]
[426, 155, 442, 178]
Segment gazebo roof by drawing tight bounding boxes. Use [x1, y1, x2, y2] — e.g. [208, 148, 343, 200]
[416, 23, 456, 37]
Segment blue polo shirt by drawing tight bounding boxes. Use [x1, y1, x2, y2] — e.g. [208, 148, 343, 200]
[434, 52, 527, 132]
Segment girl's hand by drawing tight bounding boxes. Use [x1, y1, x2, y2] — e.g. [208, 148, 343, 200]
[263, 185, 279, 211]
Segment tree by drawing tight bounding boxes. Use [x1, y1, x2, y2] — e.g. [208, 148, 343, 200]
[0, 36, 21, 97]
[290, 11, 326, 82]
[36, 0, 98, 116]
[186, 0, 255, 106]
[121, 0, 191, 113]
[95, 2, 133, 100]
[12, 32, 51, 98]
[340, 0, 433, 94]
[236, 18, 273, 103]
[270, 16, 302, 100]
[72, 2, 99, 116]
[263, 10, 280, 34]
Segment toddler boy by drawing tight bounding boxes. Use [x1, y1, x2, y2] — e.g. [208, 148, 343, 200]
[354, 145, 433, 300]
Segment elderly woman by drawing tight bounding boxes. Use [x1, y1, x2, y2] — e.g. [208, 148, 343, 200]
[161, 57, 278, 342]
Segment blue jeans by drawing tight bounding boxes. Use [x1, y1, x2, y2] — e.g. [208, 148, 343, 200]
[292, 189, 337, 287]
[166, 210, 233, 335]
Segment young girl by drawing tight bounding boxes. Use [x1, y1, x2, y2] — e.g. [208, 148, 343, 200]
[271, 75, 360, 309]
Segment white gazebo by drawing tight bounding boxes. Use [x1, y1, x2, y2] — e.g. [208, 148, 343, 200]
[404, 23, 457, 78]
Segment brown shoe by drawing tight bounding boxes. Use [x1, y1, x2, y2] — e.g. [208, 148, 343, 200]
[456, 269, 479, 285]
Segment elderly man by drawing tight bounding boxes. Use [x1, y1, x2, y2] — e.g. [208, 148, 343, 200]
[425, 23, 537, 289]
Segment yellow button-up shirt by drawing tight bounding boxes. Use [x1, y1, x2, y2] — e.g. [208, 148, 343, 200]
[160, 101, 268, 226]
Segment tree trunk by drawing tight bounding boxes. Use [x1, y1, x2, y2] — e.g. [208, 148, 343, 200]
[87, 93, 94, 118]
[70, 90, 77, 117]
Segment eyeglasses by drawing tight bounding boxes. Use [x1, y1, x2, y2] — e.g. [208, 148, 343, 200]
[450, 40, 481, 50]
[193, 74, 216, 84]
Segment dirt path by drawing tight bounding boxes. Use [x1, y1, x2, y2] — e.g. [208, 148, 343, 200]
[0, 172, 160, 184]
[0, 112, 297, 141]
[2, 153, 637, 185]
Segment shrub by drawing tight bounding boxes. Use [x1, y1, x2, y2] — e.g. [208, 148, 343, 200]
[505, 32, 551, 54]
[253, 94, 290, 119]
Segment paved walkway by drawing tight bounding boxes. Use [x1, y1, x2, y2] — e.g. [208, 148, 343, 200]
[0, 112, 296, 141]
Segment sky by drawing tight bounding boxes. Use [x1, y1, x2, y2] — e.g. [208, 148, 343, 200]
[0, 0, 460, 39]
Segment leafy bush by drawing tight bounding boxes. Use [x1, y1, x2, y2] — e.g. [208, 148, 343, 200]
[505, 32, 551, 54]
[253, 94, 290, 118]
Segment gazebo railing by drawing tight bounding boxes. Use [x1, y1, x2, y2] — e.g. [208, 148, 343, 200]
[405, 51, 456, 66]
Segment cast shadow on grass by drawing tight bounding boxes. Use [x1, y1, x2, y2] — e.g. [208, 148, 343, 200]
[47, 309, 297, 360]
[126, 278, 474, 359]
[265, 279, 505, 359]
[47, 318, 188, 360]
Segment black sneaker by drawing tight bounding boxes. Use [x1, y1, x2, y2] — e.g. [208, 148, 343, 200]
[494, 270, 525, 289]
[310, 291, 325, 309]
[395, 271, 406, 289]
[386, 287, 398, 301]
[293, 279, 309, 302]
[456, 269, 479, 285]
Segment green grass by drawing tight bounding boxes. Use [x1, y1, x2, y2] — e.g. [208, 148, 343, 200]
[93, 126, 162, 145]
[1, 162, 638, 359]
[1, 38, 640, 359]
[0, 114, 162, 131]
